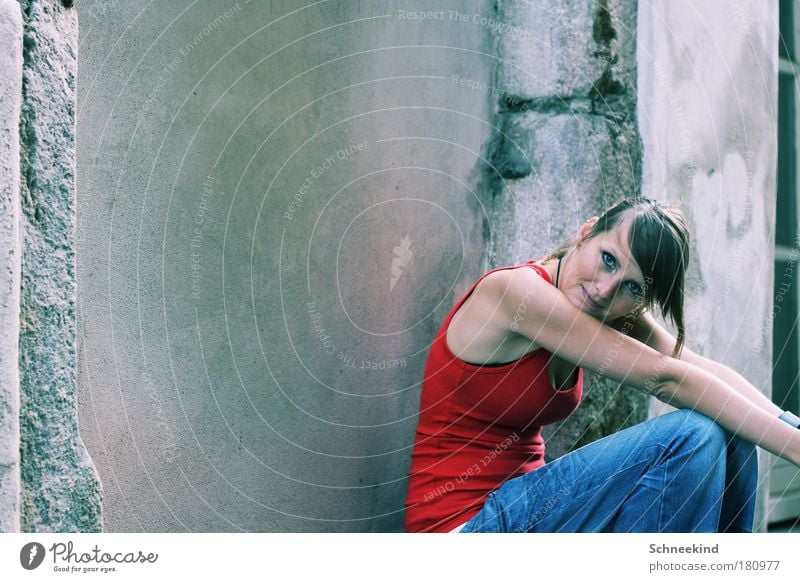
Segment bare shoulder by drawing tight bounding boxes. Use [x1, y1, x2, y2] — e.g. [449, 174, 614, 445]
[469, 266, 554, 320]
[446, 267, 549, 361]
[502, 264, 553, 294]
[450, 268, 521, 329]
[459, 265, 547, 301]
[501, 266, 562, 316]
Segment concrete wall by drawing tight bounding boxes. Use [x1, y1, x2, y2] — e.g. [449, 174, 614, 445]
[76, 0, 492, 531]
[638, 0, 778, 531]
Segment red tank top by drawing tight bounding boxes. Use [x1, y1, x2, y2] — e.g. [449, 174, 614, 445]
[404, 260, 583, 533]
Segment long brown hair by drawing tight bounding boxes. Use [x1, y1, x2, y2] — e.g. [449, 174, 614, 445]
[544, 197, 690, 357]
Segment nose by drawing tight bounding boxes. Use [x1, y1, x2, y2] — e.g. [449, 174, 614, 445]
[594, 274, 620, 303]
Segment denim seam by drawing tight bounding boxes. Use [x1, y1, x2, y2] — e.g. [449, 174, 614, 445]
[657, 458, 667, 532]
[488, 492, 507, 531]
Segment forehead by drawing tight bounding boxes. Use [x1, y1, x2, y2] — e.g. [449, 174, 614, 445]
[600, 218, 644, 280]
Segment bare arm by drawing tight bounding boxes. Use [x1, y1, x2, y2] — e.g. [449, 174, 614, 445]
[621, 310, 783, 418]
[492, 268, 800, 467]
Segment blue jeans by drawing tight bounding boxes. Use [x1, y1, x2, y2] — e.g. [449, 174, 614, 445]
[458, 409, 759, 533]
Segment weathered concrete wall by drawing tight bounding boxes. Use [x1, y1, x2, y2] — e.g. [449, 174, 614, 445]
[18, 0, 102, 532]
[638, 0, 778, 531]
[76, 1, 492, 531]
[481, 0, 649, 459]
[0, 0, 23, 533]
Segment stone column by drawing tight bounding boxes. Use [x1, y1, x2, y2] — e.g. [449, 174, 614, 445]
[0, 0, 23, 533]
[482, 0, 648, 457]
[17, 0, 102, 532]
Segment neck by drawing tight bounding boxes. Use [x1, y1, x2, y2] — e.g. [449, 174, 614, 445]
[536, 256, 561, 287]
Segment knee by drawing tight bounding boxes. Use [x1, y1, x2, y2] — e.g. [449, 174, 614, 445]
[668, 411, 760, 482]
[664, 409, 727, 458]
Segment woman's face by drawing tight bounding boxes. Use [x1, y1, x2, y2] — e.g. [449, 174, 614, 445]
[560, 215, 648, 322]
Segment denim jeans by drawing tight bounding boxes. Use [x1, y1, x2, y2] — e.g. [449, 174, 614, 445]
[458, 409, 759, 533]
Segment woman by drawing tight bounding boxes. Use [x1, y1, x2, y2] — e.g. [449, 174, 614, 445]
[404, 197, 800, 533]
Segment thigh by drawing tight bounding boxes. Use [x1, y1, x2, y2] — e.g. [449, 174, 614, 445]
[460, 409, 720, 532]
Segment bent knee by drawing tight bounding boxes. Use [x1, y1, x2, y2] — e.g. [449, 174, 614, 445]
[665, 409, 727, 453]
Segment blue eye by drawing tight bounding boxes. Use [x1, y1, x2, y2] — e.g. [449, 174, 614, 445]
[627, 281, 643, 296]
[602, 251, 616, 269]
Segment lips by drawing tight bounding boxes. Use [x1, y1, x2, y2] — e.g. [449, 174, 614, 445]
[581, 285, 604, 310]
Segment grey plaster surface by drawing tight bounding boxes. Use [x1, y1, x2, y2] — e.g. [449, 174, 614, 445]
[76, 0, 492, 531]
[638, 0, 779, 531]
[0, 0, 23, 533]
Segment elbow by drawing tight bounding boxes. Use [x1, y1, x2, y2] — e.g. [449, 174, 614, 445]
[645, 377, 679, 406]
[642, 356, 683, 406]
[651, 380, 682, 407]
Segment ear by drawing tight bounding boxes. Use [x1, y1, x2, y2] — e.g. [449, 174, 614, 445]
[577, 216, 599, 245]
